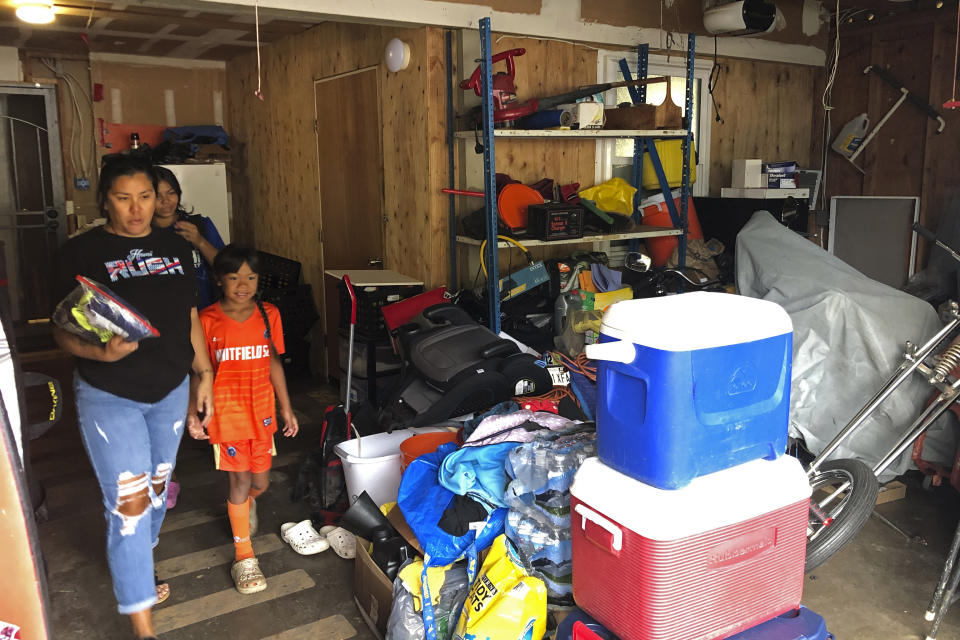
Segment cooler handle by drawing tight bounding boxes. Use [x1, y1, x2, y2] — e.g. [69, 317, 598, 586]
[575, 504, 622, 552]
[584, 340, 635, 364]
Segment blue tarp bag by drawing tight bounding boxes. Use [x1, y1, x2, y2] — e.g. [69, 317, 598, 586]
[398, 442, 506, 567]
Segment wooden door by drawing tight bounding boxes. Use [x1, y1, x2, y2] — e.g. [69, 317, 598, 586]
[314, 68, 384, 271]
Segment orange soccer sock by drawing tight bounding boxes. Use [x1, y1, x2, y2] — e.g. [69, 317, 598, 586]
[248, 486, 266, 500]
[227, 499, 254, 561]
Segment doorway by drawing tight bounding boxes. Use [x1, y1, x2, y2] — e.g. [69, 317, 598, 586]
[0, 84, 67, 335]
[314, 67, 385, 379]
[314, 67, 385, 271]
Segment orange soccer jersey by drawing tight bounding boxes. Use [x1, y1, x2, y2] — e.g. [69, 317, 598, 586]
[200, 301, 285, 444]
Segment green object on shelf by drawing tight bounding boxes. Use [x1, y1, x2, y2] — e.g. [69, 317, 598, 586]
[579, 199, 615, 226]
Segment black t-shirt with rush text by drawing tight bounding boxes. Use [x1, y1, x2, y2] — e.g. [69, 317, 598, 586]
[54, 227, 198, 402]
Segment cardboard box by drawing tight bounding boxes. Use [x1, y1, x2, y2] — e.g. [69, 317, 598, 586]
[732, 159, 763, 188]
[354, 537, 393, 639]
[386, 504, 424, 556]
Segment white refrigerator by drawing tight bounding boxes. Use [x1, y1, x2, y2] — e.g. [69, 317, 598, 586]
[160, 163, 231, 243]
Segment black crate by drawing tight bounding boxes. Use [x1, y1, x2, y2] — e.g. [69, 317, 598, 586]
[257, 251, 301, 293]
[261, 284, 320, 340]
[280, 335, 312, 379]
[338, 281, 423, 339]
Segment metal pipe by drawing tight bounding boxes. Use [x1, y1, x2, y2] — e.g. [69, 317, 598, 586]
[808, 316, 960, 473]
[36, 127, 47, 210]
[9, 119, 21, 212]
[872, 383, 960, 477]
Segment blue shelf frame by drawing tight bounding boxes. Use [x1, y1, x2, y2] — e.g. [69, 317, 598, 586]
[454, 18, 696, 332]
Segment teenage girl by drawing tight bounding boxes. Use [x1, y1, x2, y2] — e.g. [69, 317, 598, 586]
[187, 244, 299, 594]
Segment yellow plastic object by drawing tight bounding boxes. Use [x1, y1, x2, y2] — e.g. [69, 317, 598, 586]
[577, 178, 637, 216]
[641, 139, 697, 191]
[454, 535, 547, 640]
[577, 286, 633, 312]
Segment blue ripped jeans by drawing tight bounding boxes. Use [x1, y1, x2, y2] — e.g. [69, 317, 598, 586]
[75, 374, 188, 614]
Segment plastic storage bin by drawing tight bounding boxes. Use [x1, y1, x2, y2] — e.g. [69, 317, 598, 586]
[585, 292, 792, 489]
[640, 138, 697, 190]
[338, 281, 423, 339]
[333, 426, 450, 506]
[338, 330, 401, 377]
[256, 251, 301, 292]
[570, 455, 811, 640]
[728, 607, 833, 640]
[338, 367, 400, 408]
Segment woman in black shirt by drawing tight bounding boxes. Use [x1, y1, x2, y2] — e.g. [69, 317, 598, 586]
[53, 156, 214, 640]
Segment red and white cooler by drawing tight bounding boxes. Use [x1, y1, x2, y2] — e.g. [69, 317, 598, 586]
[570, 455, 811, 640]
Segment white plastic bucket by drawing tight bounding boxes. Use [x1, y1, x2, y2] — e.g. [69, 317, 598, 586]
[334, 426, 449, 506]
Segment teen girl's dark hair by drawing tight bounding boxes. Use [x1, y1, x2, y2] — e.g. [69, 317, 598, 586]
[97, 155, 158, 217]
[153, 166, 192, 217]
[212, 244, 278, 355]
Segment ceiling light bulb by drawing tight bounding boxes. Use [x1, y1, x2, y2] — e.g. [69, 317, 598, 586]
[16, 1, 55, 24]
[937, 1, 944, 7]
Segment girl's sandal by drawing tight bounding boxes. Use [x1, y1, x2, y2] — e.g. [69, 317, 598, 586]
[155, 574, 170, 604]
[231, 557, 267, 594]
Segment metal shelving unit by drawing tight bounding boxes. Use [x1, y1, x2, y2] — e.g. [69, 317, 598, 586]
[447, 18, 696, 333]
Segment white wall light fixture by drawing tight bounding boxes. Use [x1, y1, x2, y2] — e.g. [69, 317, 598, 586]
[16, 0, 55, 24]
[385, 38, 411, 72]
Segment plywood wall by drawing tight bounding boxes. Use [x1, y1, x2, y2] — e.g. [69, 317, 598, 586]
[820, 14, 960, 267]
[708, 57, 818, 194]
[226, 22, 450, 307]
[90, 60, 226, 131]
[20, 55, 99, 223]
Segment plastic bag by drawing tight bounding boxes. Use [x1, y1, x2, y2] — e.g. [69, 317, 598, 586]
[577, 178, 638, 216]
[386, 560, 470, 640]
[453, 535, 547, 640]
[52, 275, 159, 343]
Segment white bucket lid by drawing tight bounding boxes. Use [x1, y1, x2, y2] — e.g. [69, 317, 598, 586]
[598, 292, 792, 351]
[571, 455, 810, 541]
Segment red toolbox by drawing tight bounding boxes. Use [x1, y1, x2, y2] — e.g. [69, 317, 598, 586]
[570, 455, 811, 640]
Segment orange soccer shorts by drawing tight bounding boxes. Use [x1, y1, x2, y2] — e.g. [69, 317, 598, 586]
[213, 436, 276, 473]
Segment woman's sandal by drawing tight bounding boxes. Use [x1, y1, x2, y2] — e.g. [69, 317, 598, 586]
[231, 557, 267, 594]
[155, 574, 170, 604]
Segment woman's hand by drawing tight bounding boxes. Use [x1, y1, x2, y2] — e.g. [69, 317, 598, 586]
[195, 372, 215, 428]
[102, 335, 139, 362]
[174, 220, 205, 248]
[186, 413, 208, 440]
[280, 407, 299, 437]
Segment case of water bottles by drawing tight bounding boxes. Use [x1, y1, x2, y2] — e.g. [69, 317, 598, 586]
[585, 292, 793, 489]
[570, 455, 811, 640]
[503, 424, 596, 603]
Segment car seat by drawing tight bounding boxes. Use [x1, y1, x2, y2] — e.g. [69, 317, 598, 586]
[380, 303, 553, 429]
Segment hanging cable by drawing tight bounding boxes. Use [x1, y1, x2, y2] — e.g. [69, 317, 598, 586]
[708, 36, 723, 124]
[254, 1, 264, 100]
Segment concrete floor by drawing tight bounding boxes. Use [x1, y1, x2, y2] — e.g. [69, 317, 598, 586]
[23, 354, 960, 639]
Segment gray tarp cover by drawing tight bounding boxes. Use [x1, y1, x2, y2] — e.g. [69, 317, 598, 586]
[736, 211, 957, 479]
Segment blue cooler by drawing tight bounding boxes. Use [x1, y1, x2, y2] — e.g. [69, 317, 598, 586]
[585, 292, 792, 489]
[728, 606, 834, 639]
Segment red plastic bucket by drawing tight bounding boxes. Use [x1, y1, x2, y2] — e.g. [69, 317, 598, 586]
[640, 191, 703, 267]
[400, 431, 459, 472]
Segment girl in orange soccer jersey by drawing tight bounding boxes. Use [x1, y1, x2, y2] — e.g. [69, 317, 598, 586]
[187, 244, 299, 594]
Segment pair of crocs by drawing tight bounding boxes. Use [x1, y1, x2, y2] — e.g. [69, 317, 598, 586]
[279, 520, 356, 559]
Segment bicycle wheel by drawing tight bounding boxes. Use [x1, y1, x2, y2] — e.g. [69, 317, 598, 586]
[805, 458, 879, 572]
